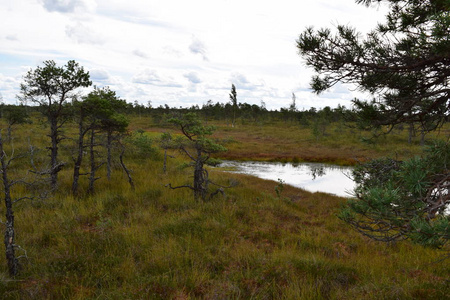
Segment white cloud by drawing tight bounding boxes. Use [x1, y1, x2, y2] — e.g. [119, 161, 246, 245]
[0, 0, 389, 110]
[132, 69, 183, 88]
[184, 72, 201, 84]
[40, 0, 96, 14]
[5, 35, 18, 41]
[0, 73, 21, 104]
[163, 46, 182, 58]
[132, 69, 161, 84]
[89, 69, 110, 81]
[189, 36, 208, 61]
[230, 72, 264, 92]
[132, 49, 148, 59]
[65, 22, 105, 45]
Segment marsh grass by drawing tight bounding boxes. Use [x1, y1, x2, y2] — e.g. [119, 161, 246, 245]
[0, 116, 448, 299]
[210, 121, 450, 165]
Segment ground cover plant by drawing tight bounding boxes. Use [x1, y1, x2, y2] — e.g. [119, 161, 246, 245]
[0, 113, 448, 299]
[2, 0, 449, 297]
[211, 121, 450, 165]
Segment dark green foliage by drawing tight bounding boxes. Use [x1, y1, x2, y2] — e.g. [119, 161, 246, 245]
[1, 105, 30, 141]
[82, 86, 128, 133]
[127, 132, 160, 160]
[19, 60, 92, 189]
[168, 112, 227, 200]
[2, 105, 29, 126]
[297, 0, 450, 132]
[71, 86, 130, 195]
[168, 113, 226, 155]
[299, 0, 449, 249]
[205, 157, 222, 166]
[85, 87, 129, 182]
[340, 141, 449, 248]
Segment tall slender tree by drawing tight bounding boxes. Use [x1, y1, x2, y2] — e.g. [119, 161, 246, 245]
[71, 87, 128, 195]
[289, 93, 297, 113]
[0, 133, 18, 276]
[19, 60, 91, 189]
[229, 84, 238, 127]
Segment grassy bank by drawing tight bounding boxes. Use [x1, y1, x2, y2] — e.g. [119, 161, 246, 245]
[0, 116, 449, 299]
[212, 121, 450, 165]
[134, 117, 450, 165]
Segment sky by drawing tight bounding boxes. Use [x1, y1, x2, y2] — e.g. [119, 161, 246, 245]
[0, 0, 389, 110]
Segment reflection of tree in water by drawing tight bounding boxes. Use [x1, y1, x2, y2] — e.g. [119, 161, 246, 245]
[309, 166, 325, 180]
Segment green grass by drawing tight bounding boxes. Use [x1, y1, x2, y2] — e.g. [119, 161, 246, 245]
[208, 120, 450, 165]
[0, 116, 448, 299]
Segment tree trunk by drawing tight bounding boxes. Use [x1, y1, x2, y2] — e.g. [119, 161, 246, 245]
[193, 149, 206, 200]
[106, 131, 112, 181]
[6, 125, 12, 142]
[232, 108, 236, 128]
[72, 117, 86, 196]
[119, 143, 134, 190]
[49, 117, 59, 189]
[408, 122, 414, 144]
[88, 129, 96, 195]
[163, 149, 167, 174]
[0, 135, 18, 276]
[420, 129, 426, 146]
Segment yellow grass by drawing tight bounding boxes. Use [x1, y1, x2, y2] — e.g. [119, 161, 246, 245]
[0, 115, 448, 299]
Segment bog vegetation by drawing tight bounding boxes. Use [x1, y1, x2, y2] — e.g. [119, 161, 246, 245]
[0, 98, 448, 299]
[1, 0, 449, 298]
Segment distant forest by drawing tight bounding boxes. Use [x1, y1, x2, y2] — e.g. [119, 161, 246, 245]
[0, 99, 356, 126]
[3, 98, 447, 141]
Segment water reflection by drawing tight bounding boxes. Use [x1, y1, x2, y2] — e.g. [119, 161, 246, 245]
[218, 161, 355, 197]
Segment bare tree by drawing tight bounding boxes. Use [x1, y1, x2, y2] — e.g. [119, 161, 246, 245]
[159, 132, 173, 174]
[0, 133, 46, 276]
[0, 133, 18, 276]
[117, 138, 135, 190]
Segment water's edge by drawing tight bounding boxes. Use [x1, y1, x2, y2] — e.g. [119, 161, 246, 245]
[217, 160, 355, 198]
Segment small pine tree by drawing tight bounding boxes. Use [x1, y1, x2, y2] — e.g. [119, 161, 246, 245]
[167, 113, 227, 200]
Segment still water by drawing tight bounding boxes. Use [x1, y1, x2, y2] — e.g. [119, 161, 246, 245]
[218, 161, 356, 197]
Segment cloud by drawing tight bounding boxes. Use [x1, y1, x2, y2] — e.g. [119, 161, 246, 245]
[163, 46, 182, 58]
[0, 74, 19, 89]
[184, 72, 201, 84]
[0, 73, 21, 104]
[89, 69, 110, 81]
[1, 0, 389, 110]
[132, 69, 160, 84]
[5, 35, 18, 41]
[132, 49, 148, 59]
[189, 36, 208, 61]
[329, 82, 353, 94]
[132, 69, 183, 88]
[40, 0, 95, 13]
[230, 72, 261, 91]
[65, 22, 105, 45]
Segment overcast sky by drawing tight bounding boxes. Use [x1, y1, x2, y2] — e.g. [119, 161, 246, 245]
[0, 0, 388, 110]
